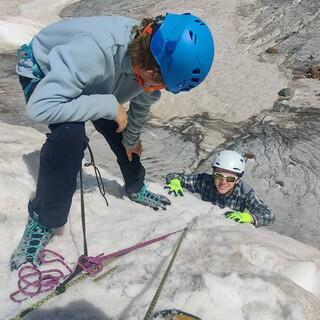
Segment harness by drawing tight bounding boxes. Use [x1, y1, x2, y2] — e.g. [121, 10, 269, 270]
[17, 42, 45, 99]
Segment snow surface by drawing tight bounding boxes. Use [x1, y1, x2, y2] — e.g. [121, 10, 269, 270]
[1, 122, 320, 320]
[0, 0, 79, 51]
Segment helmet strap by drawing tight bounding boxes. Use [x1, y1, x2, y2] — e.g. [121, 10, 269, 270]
[140, 15, 165, 36]
[132, 65, 165, 92]
[140, 22, 153, 36]
[136, 16, 166, 91]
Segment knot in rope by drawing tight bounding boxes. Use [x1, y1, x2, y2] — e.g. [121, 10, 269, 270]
[77, 254, 105, 275]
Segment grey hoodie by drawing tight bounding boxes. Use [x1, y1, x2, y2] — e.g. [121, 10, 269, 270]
[16, 16, 161, 149]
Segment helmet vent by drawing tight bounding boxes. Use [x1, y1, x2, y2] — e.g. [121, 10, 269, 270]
[189, 31, 197, 44]
[194, 19, 205, 26]
[192, 68, 201, 74]
[191, 78, 199, 83]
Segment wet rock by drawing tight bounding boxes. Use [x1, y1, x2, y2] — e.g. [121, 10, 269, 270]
[275, 180, 284, 187]
[240, 0, 320, 72]
[60, 0, 164, 19]
[243, 153, 256, 160]
[266, 47, 278, 54]
[306, 64, 320, 79]
[273, 101, 290, 112]
[0, 52, 47, 133]
[278, 88, 294, 100]
[198, 106, 320, 248]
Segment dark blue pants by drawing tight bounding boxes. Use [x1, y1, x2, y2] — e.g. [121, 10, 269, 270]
[20, 76, 145, 228]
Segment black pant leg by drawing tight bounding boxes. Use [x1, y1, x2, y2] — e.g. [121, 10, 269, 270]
[29, 122, 88, 228]
[92, 119, 145, 193]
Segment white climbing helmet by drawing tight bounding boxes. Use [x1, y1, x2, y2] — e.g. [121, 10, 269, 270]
[212, 150, 246, 176]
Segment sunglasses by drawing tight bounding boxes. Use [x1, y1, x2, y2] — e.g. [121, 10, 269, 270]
[213, 172, 238, 183]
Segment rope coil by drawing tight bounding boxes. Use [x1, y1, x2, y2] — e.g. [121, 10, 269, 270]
[10, 249, 73, 303]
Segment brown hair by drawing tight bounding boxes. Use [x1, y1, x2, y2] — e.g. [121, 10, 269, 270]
[127, 17, 163, 82]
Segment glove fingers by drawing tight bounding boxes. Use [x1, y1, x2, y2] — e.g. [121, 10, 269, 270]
[225, 211, 252, 224]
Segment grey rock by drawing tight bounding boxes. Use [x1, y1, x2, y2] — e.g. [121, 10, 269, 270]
[197, 106, 320, 248]
[277, 88, 294, 100]
[60, 0, 165, 19]
[239, 0, 320, 73]
[0, 53, 47, 133]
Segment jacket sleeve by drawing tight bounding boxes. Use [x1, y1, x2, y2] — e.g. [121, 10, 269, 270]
[26, 34, 119, 124]
[166, 172, 205, 194]
[245, 189, 275, 227]
[122, 90, 161, 149]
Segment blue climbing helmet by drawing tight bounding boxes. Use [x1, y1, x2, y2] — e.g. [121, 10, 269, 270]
[150, 13, 215, 94]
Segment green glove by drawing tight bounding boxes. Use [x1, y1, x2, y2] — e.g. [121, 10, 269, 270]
[224, 211, 254, 224]
[164, 178, 184, 197]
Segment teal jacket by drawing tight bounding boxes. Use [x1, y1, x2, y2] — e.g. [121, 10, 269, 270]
[16, 16, 161, 149]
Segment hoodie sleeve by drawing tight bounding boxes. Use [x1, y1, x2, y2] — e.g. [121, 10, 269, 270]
[245, 189, 275, 227]
[26, 34, 119, 124]
[122, 90, 161, 149]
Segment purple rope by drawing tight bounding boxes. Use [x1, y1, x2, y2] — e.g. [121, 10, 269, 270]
[77, 228, 184, 275]
[10, 228, 183, 302]
[10, 249, 73, 303]
[39, 249, 73, 274]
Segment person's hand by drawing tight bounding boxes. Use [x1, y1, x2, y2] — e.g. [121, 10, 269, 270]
[115, 104, 128, 133]
[125, 141, 143, 161]
[224, 211, 254, 224]
[164, 178, 184, 197]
